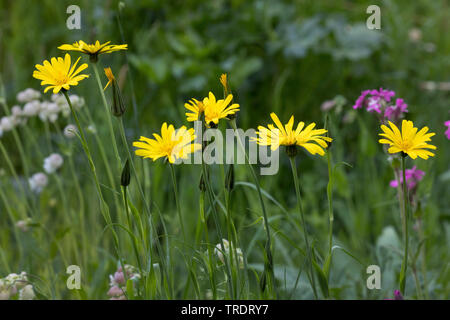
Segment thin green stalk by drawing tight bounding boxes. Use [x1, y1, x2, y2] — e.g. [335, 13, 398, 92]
[169, 163, 186, 241]
[199, 190, 217, 299]
[289, 156, 318, 299]
[91, 62, 121, 168]
[0, 140, 30, 216]
[0, 100, 30, 176]
[399, 154, 409, 294]
[200, 153, 234, 299]
[122, 186, 143, 274]
[326, 148, 333, 258]
[229, 118, 275, 296]
[62, 91, 118, 247]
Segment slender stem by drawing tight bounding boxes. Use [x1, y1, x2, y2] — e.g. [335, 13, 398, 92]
[91, 62, 121, 168]
[326, 148, 333, 258]
[399, 155, 409, 294]
[394, 168, 406, 236]
[289, 156, 318, 299]
[0, 100, 30, 176]
[229, 118, 275, 296]
[62, 91, 118, 245]
[169, 163, 186, 241]
[122, 186, 143, 274]
[200, 190, 217, 299]
[200, 151, 234, 298]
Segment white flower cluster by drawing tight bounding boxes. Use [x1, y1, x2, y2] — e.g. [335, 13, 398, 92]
[43, 153, 64, 174]
[214, 239, 244, 269]
[28, 153, 64, 193]
[0, 88, 85, 138]
[107, 264, 141, 300]
[0, 272, 35, 300]
[28, 172, 48, 194]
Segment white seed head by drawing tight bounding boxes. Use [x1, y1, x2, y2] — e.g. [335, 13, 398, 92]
[64, 124, 78, 138]
[22, 100, 41, 117]
[16, 88, 41, 103]
[28, 172, 48, 193]
[19, 285, 35, 300]
[43, 153, 64, 174]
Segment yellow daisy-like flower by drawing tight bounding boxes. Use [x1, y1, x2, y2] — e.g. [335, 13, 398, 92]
[253, 112, 332, 155]
[185, 92, 240, 127]
[133, 123, 202, 163]
[58, 40, 128, 61]
[32, 53, 89, 94]
[379, 120, 436, 159]
[184, 98, 205, 122]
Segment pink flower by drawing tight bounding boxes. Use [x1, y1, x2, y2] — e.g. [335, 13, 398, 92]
[353, 88, 407, 121]
[394, 290, 404, 300]
[390, 166, 425, 190]
[113, 271, 125, 285]
[107, 285, 124, 297]
[445, 120, 450, 140]
[353, 90, 371, 109]
[384, 98, 408, 121]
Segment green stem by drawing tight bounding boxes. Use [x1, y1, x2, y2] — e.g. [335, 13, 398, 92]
[200, 190, 217, 299]
[289, 156, 318, 299]
[62, 91, 118, 247]
[169, 163, 186, 241]
[229, 118, 275, 296]
[399, 155, 409, 294]
[200, 152, 234, 299]
[0, 100, 30, 176]
[91, 62, 121, 168]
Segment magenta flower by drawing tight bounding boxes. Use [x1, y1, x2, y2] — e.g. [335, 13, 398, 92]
[390, 166, 425, 189]
[385, 98, 408, 121]
[353, 88, 407, 122]
[445, 120, 450, 140]
[394, 290, 404, 300]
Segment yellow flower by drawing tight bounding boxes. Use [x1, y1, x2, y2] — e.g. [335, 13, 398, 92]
[58, 40, 127, 61]
[185, 92, 240, 127]
[32, 53, 89, 94]
[103, 67, 115, 90]
[219, 74, 227, 88]
[133, 123, 202, 163]
[379, 120, 436, 159]
[184, 98, 205, 122]
[253, 112, 332, 155]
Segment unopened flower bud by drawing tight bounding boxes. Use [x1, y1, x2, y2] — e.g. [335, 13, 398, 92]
[104, 67, 126, 117]
[225, 164, 234, 191]
[121, 159, 131, 187]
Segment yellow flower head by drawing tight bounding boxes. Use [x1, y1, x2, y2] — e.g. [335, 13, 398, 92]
[379, 120, 436, 159]
[103, 67, 115, 90]
[185, 92, 239, 127]
[253, 112, 332, 156]
[133, 123, 202, 163]
[58, 40, 128, 61]
[219, 74, 227, 87]
[32, 53, 89, 94]
[185, 98, 205, 122]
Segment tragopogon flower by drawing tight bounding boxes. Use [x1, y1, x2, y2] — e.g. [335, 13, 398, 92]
[253, 112, 332, 156]
[133, 123, 201, 163]
[58, 40, 127, 61]
[379, 120, 436, 159]
[184, 99, 205, 122]
[185, 92, 239, 127]
[33, 54, 89, 93]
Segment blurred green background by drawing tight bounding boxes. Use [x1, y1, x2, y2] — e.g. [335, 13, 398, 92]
[0, 0, 449, 299]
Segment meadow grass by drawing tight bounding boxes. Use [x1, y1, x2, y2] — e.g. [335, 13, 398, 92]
[0, 0, 449, 300]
